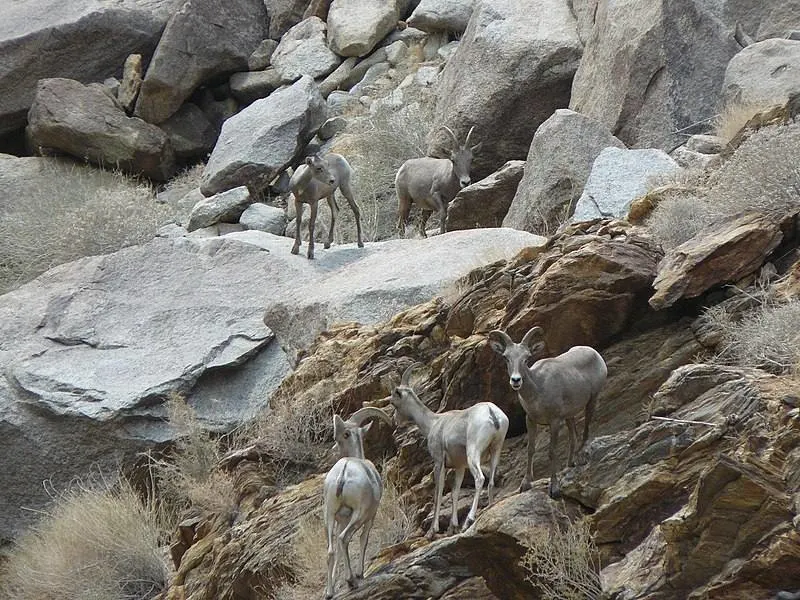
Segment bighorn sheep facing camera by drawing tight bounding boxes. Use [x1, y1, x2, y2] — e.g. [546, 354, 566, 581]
[323, 407, 392, 598]
[390, 363, 508, 538]
[394, 126, 482, 237]
[290, 153, 364, 259]
[489, 327, 607, 498]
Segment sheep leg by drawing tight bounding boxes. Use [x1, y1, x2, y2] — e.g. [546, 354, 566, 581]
[418, 209, 433, 237]
[520, 416, 536, 492]
[448, 467, 465, 534]
[324, 508, 338, 598]
[583, 394, 597, 449]
[338, 512, 365, 588]
[428, 460, 446, 539]
[291, 197, 303, 255]
[307, 200, 318, 259]
[464, 451, 485, 531]
[566, 417, 578, 467]
[356, 517, 373, 579]
[433, 192, 448, 235]
[487, 440, 502, 506]
[548, 421, 563, 499]
[396, 189, 412, 237]
[340, 179, 364, 248]
[325, 195, 338, 249]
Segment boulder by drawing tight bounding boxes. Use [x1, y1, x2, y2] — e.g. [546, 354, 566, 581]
[571, 147, 679, 222]
[317, 116, 348, 140]
[200, 76, 326, 196]
[262, 227, 546, 360]
[0, 0, 178, 136]
[160, 103, 218, 161]
[446, 160, 525, 231]
[229, 69, 284, 104]
[722, 38, 800, 107]
[239, 203, 288, 234]
[265, 0, 313, 39]
[187, 186, 253, 231]
[26, 78, 175, 181]
[433, 0, 582, 180]
[571, 0, 599, 44]
[503, 109, 625, 235]
[327, 0, 400, 58]
[271, 17, 341, 82]
[570, 0, 742, 150]
[649, 211, 785, 310]
[135, 0, 268, 124]
[406, 0, 476, 34]
[248, 38, 279, 70]
[117, 53, 144, 114]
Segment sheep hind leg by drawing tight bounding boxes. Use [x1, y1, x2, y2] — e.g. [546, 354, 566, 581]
[448, 467, 465, 534]
[548, 421, 563, 499]
[566, 417, 578, 467]
[396, 189, 412, 237]
[339, 179, 364, 248]
[291, 197, 303, 255]
[463, 452, 485, 531]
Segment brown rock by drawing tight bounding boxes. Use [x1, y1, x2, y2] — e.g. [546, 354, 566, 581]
[650, 211, 784, 310]
[117, 53, 143, 114]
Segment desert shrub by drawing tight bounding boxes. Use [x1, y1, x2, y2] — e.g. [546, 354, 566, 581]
[714, 98, 782, 145]
[520, 517, 602, 600]
[149, 395, 235, 519]
[647, 122, 800, 250]
[1, 479, 169, 600]
[701, 298, 800, 374]
[0, 161, 171, 294]
[156, 162, 206, 225]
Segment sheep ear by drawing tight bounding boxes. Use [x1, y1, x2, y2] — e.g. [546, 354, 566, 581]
[488, 330, 511, 354]
[529, 341, 546, 358]
[521, 326, 543, 349]
[333, 413, 345, 433]
[305, 156, 314, 166]
[470, 141, 483, 154]
[361, 421, 373, 435]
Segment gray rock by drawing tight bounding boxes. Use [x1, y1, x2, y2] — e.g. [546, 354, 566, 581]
[0, 0, 179, 136]
[407, 0, 475, 34]
[684, 134, 726, 155]
[670, 146, 719, 171]
[446, 160, 525, 231]
[103, 77, 121, 96]
[188, 186, 253, 231]
[570, 0, 743, 150]
[349, 62, 391, 96]
[437, 40, 460, 62]
[201, 76, 326, 195]
[572, 147, 680, 222]
[503, 109, 625, 234]
[265, 0, 313, 39]
[118, 53, 143, 114]
[26, 78, 176, 181]
[271, 17, 341, 82]
[341, 47, 389, 90]
[326, 90, 362, 116]
[570, 0, 599, 44]
[319, 57, 359, 97]
[135, 0, 268, 124]
[248, 38, 280, 70]
[327, 0, 400, 57]
[385, 40, 409, 65]
[157, 222, 188, 237]
[318, 116, 348, 140]
[160, 103, 217, 161]
[239, 203, 288, 234]
[229, 69, 284, 104]
[434, 0, 582, 180]
[722, 39, 800, 107]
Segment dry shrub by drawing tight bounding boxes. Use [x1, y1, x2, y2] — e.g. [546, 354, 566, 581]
[714, 98, 782, 145]
[157, 162, 206, 225]
[0, 162, 170, 294]
[520, 517, 602, 600]
[701, 298, 800, 374]
[647, 122, 800, 250]
[1, 479, 169, 600]
[150, 395, 235, 518]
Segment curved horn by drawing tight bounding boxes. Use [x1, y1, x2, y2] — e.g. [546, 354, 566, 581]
[349, 406, 393, 428]
[488, 329, 514, 353]
[464, 125, 476, 148]
[400, 362, 418, 386]
[521, 326, 544, 348]
[439, 125, 460, 148]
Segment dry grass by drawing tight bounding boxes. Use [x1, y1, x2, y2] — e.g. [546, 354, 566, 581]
[647, 121, 800, 250]
[0, 479, 169, 600]
[520, 516, 602, 600]
[714, 99, 782, 145]
[149, 394, 236, 519]
[701, 297, 800, 375]
[0, 161, 171, 294]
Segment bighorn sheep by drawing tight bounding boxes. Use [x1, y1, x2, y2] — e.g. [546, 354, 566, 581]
[290, 153, 364, 259]
[394, 126, 482, 237]
[389, 363, 508, 538]
[323, 406, 392, 598]
[489, 327, 607, 498]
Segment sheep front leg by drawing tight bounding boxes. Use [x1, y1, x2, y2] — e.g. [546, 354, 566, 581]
[307, 200, 318, 259]
[428, 460, 446, 539]
[520, 415, 536, 492]
[291, 197, 303, 255]
[464, 452, 485, 531]
[548, 420, 563, 499]
[566, 417, 578, 467]
[448, 467, 465, 534]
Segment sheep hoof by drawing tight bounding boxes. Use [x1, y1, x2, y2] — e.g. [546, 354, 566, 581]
[291, 245, 300, 255]
[426, 528, 437, 540]
[346, 577, 358, 590]
[446, 523, 458, 535]
[519, 480, 532, 493]
[548, 481, 562, 499]
[307, 251, 315, 260]
[323, 242, 331, 249]
[357, 241, 364, 248]
[461, 518, 474, 532]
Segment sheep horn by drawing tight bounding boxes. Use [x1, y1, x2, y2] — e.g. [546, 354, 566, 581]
[439, 125, 460, 148]
[348, 406, 393, 428]
[464, 125, 476, 148]
[400, 362, 419, 386]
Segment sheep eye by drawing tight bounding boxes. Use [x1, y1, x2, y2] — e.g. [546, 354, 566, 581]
[343, 432, 350, 438]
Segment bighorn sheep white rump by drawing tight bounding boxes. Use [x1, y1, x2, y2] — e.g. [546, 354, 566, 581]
[394, 126, 482, 237]
[323, 407, 392, 598]
[290, 152, 364, 259]
[489, 327, 607, 498]
[390, 364, 508, 538]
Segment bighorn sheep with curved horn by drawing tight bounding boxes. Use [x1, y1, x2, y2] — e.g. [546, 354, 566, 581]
[394, 125, 482, 237]
[290, 152, 364, 259]
[489, 327, 607, 498]
[389, 363, 508, 538]
[323, 406, 392, 598]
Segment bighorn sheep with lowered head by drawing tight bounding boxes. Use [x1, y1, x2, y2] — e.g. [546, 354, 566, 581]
[489, 327, 607, 498]
[323, 406, 392, 598]
[290, 152, 364, 259]
[389, 363, 508, 538]
[394, 126, 482, 237]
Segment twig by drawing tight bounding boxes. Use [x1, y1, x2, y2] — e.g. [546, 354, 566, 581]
[651, 416, 718, 427]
